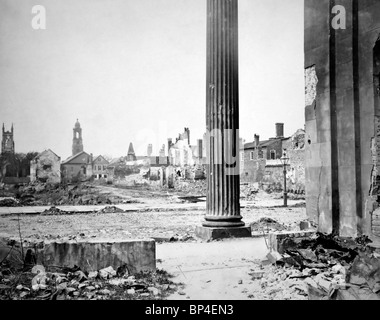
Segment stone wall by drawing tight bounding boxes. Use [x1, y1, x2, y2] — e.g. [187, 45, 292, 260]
[304, 0, 380, 238]
[30, 150, 61, 184]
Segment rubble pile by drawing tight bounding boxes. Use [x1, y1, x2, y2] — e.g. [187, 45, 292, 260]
[248, 265, 308, 300]
[0, 262, 178, 300]
[240, 183, 259, 201]
[14, 183, 125, 206]
[267, 233, 380, 300]
[42, 206, 64, 215]
[0, 197, 19, 207]
[98, 206, 125, 214]
[172, 179, 206, 196]
[250, 217, 290, 234]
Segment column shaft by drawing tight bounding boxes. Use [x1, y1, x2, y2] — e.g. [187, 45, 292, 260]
[204, 0, 243, 228]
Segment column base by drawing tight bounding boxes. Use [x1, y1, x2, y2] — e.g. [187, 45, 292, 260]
[195, 225, 252, 241]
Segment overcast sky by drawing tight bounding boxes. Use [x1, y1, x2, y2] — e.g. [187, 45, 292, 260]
[0, 0, 304, 160]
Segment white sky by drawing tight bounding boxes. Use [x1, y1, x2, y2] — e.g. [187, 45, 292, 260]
[0, 0, 304, 160]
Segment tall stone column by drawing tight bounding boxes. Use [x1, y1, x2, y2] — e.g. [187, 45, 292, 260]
[196, 0, 250, 240]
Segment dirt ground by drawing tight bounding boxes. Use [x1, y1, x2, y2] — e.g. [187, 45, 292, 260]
[0, 205, 306, 242]
[0, 182, 310, 300]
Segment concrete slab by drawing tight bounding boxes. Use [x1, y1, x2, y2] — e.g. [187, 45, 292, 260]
[15, 238, 156, 273]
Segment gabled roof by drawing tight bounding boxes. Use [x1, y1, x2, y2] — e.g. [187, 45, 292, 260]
[34, 149, 60, 160]
[93, 155, 109, 164]
[243, 139, 273, 150]
[61, 151, 90, 165]
[259, 139, 277, 148]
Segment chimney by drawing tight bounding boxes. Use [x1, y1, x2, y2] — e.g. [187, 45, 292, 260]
[185, 128, 190, 145]
[254, 134, 260, 147]
[275, 123, 284, 138]
[168, 138, 172, 154]
[197, 139, 203, 159]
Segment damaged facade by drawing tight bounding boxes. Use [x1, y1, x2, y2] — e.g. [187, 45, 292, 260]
[304, 0, 380, 239]
[30, 149, 61, 184]
[240, 124, 305, 192]
[168, 128, 206, 167]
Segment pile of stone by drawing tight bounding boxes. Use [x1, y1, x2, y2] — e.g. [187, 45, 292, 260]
[240, 183, 259, 201]
[0, 197, 19, 207]
[266, 232, 380, 300]
[250, 217, 290, 234]
[330, 249, 380, 300]
[42, 206, 64, 215]
[173, 179, 207, 196]
[14, 183, 124, 206]
[98, 206, 125, 214]
[0, 263, 178, 300]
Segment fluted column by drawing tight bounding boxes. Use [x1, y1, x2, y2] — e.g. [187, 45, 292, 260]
[203, 0, 244, 228]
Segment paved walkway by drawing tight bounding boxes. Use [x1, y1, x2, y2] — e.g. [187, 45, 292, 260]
[157, 238, 268, 300]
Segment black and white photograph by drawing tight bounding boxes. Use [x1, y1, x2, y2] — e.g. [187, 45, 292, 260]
[0, 0, 379, 309]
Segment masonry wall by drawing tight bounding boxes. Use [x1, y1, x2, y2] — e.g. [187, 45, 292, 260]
[305, 0, 380, 238]
[240, 148, 266, 184]
[30, 151, 61, 184]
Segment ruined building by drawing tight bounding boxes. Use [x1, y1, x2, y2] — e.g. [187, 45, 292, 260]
[72, 119, 83, 156]
[30, 149, 61, 184]
[168, 128, 205, 167]
[1, 123, 15, 154]
[304, 0, 380, 239]
[240, 123, 305, 192]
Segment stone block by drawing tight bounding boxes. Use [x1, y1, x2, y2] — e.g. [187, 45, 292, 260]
[266, 251, 283, 264]
[268, 231, 316, 254]
[300, 220, 311, 230]
[195, 225, 251, 241]
[35, 239, 156, 273]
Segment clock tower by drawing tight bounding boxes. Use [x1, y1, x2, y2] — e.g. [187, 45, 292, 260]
[1, 123, 15, 154]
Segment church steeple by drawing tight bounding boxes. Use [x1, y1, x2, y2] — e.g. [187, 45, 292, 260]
[72, 119, 84, 156]
[1, 123, 15, 154]
[127, 142, 136, 161]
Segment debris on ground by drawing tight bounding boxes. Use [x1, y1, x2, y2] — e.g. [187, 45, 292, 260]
[263, 232, 380, 300]
[42, 206, 64, 215]
[250, 217, 290, 234]
[0, 261, 179, 300]
[240, 183, 259, 201]
[0, 198, 19, 207]
[98, 206, 125, 214]
[12, 182, 128, 206]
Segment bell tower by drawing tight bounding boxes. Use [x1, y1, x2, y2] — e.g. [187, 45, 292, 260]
[1, 123, 15, 154]
[72, 119, 83, 156]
